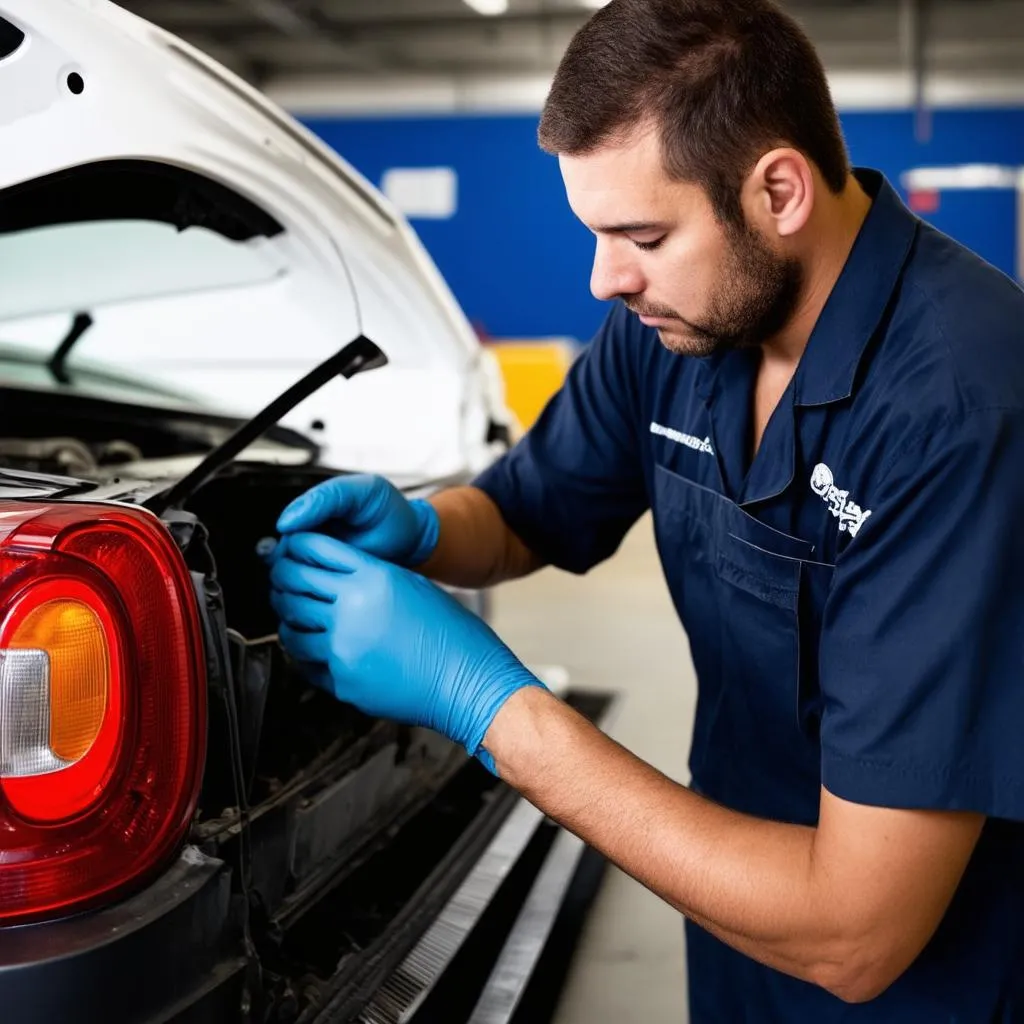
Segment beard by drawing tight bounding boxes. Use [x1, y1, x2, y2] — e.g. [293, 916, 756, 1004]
[625, 222, 803, 358]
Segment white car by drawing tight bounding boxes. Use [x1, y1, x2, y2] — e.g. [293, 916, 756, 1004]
[0, 5, 612, 1024]
[0, 0, 514, 487]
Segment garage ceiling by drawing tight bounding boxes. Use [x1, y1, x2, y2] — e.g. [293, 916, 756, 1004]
[117, 0, 1024, 87]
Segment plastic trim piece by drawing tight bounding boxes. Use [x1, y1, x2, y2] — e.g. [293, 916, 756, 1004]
[356, 800, 547, 1024]
[466, 827, 586, 1024]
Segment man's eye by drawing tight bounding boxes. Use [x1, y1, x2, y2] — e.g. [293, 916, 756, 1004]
[632, 237, 665, 252]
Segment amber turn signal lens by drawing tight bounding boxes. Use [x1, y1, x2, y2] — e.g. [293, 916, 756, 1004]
[8, 599, 109, 763]
[0, 574, 124, 824]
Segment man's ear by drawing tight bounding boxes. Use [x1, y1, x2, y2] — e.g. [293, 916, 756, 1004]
[742, 149, 814, 239]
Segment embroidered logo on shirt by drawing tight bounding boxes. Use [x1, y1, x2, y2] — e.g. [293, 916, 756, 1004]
[810, 464, 872, 538]
[650, 422, 715, 455]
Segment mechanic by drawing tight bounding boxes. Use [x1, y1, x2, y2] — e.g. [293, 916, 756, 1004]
[264, 0, 1024, 1019]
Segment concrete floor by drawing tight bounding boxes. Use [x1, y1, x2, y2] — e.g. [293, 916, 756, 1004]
[489, 514, 697, 1024]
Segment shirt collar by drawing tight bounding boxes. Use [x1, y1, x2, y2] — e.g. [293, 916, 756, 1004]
[690, 169, 918, 408]
[792, 168, 919, 407]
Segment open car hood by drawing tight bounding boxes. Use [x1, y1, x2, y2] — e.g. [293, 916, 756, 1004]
[0, 0, 502, 481]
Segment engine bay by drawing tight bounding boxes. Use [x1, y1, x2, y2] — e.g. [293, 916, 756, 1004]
[175, 463, 468, 821]
[174, 465, 493, 1019]
[0, 435, 144, 476]
[0, 377, 317, 480]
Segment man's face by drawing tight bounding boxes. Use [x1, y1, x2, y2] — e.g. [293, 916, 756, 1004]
[560, 128, 802, 357]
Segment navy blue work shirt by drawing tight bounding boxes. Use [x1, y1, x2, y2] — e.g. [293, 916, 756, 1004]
[474, 169, 1024, 1021]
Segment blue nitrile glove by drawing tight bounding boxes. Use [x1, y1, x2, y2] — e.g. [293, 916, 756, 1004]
[276, 473, 439, 568]
[266, 532, 546, 773]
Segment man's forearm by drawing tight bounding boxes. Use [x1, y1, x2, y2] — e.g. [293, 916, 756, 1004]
[482, 687, 978, 1004]
[419, 486, 545, 589]
[484, 688, 829, 980]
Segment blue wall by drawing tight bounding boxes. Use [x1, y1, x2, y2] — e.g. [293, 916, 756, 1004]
[305, 108, 1024, 343]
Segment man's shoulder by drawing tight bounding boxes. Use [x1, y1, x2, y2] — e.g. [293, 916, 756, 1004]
[889, 223, 1024, 417]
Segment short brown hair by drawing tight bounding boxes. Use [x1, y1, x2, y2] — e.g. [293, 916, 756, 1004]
[538, 0, 850, 225]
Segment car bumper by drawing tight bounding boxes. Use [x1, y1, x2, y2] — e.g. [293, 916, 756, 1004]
[0, 846, 246, 1024]
[0, 688, 618, 1024]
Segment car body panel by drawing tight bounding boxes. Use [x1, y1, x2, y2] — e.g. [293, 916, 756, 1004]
[0, 0, 511, 481]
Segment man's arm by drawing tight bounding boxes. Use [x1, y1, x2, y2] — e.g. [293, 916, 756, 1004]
[418, 486, 547, 589]
[484, 687, 984, 1004]
[453, 303, 649, 583]
[418, 305, 649, 591]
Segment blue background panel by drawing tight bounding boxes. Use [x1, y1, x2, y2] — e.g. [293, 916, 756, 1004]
[305, 107, 1024, 343]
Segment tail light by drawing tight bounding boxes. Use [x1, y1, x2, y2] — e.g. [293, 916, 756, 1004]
[0, 502, 206, 925]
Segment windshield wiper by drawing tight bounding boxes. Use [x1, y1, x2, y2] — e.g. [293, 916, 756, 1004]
[146, 335, 387, 516]
[48, 312, 93, 384]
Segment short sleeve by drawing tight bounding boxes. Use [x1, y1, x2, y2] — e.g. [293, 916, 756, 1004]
[819, 408, 1024, 820]
[472, 303, 649, 574]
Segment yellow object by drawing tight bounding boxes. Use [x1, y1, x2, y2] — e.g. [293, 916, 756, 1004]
[486, 339, 578, 432]
[10, 600, 109, 762]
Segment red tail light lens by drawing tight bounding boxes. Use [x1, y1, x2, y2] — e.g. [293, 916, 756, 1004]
[0, 502, 206, 925]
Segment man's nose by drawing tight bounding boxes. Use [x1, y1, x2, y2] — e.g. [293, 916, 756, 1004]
[590, 239, 644, 302]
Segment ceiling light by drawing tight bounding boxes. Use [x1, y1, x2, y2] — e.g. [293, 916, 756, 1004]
[462, 0, 509, 13]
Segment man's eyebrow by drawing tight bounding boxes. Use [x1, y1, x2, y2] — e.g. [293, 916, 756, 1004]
[591, 221, 669, 234]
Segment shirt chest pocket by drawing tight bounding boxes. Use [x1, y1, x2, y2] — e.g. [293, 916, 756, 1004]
[652, 464, 834, 817]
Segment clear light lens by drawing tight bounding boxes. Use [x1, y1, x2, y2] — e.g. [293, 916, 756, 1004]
[0, 649, 66, 777]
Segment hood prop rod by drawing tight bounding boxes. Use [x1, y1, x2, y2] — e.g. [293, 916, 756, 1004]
[146, 335, 387, 516]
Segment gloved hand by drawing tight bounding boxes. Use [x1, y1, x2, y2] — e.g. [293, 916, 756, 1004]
[266, 532, 546, 773]
[275, 473, 439, 568]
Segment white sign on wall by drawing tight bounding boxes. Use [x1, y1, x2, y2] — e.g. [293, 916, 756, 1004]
[381, 167, 458, 220]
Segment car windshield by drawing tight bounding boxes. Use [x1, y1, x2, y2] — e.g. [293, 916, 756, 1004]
[0, 219, 287, 328]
